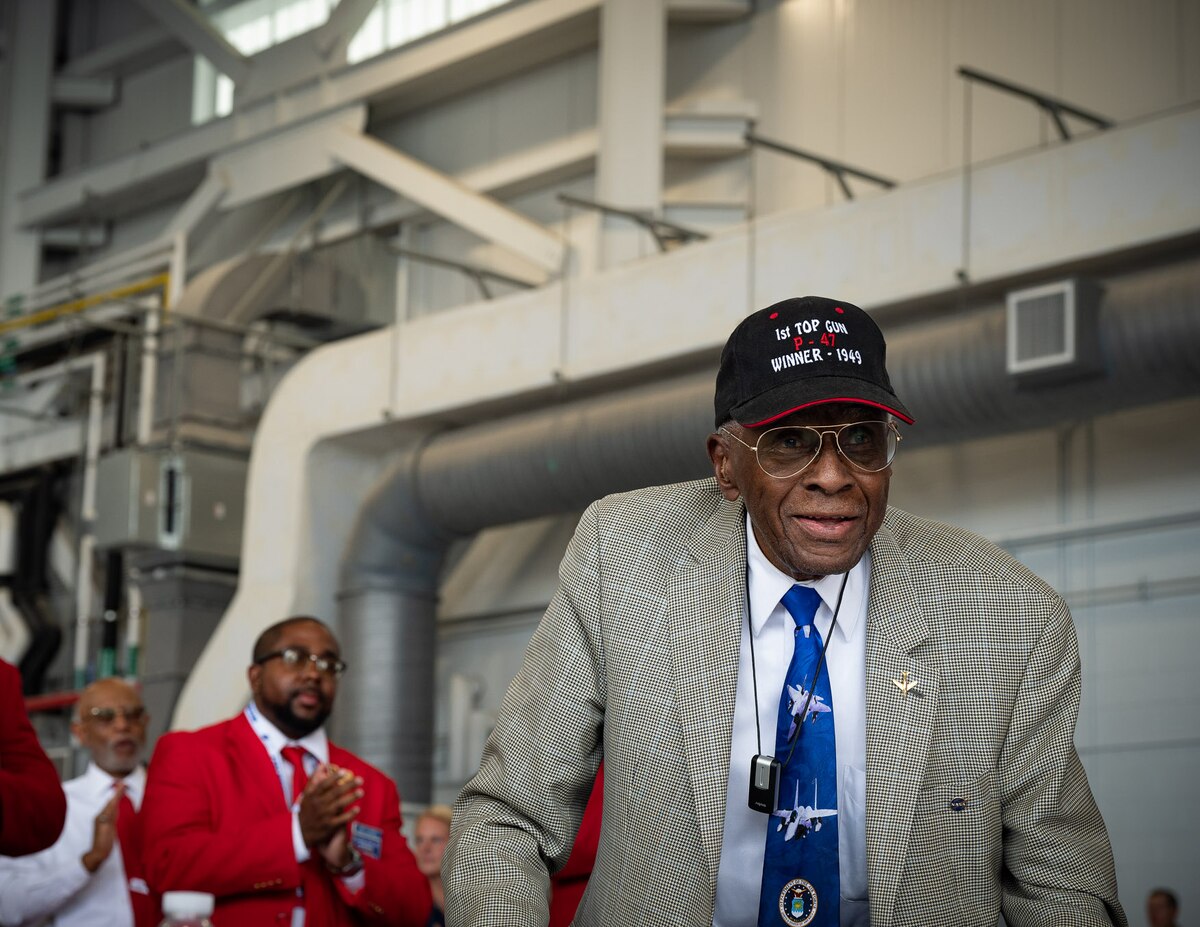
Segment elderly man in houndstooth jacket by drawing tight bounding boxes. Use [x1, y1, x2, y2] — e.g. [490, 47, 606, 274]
[444, 297, 1125, 927]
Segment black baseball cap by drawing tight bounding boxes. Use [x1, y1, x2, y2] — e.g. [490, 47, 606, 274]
[714, 296, 913, 429]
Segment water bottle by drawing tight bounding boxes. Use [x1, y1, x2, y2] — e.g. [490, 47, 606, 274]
[158, 891, 215, 927]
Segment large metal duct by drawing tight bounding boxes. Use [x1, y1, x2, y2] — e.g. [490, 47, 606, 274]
[335, 257, 1200, 800]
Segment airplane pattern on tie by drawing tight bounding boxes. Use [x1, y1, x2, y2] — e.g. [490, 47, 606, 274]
[772, 778, 838, 842]
[785, 684, 832, 742]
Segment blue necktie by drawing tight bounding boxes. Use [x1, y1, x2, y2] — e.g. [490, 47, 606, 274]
[758, 584, 839, 927]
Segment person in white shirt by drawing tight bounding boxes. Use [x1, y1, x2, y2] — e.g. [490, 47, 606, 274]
[0, 677, 153, 927]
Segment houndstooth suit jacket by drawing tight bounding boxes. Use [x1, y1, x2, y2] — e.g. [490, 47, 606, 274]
[444, 479, 1126, 927]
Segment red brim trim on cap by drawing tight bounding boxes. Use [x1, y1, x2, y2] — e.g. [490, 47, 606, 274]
[741, 397, 915, 428]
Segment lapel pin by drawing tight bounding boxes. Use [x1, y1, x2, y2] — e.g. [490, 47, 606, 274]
[892, 671, 918, 698]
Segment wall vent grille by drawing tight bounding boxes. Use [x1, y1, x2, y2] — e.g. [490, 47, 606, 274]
[1006, 279, 1101, 382]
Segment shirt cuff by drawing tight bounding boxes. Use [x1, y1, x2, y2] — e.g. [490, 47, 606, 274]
[291, 811, 310, 863]
[340, 869, 366, 894]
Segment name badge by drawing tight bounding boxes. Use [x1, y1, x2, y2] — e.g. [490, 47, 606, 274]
[350, 821, 384, 859]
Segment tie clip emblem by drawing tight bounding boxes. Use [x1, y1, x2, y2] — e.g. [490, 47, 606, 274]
[892, 670, 918, 698]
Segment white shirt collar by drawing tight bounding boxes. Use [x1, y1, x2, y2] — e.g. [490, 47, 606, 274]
[243, 702, 329, 764]
[82, 760, 148, 808]
[745, 512, 869, 643]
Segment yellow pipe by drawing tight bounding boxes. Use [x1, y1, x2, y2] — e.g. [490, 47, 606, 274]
[0, 272, 171, 336]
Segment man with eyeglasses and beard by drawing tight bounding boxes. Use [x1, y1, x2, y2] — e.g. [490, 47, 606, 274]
[0, 677, 156, 926]
[141, 616, 431, 927]
[445, 297, 1125, 927]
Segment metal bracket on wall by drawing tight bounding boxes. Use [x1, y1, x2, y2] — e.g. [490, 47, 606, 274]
[385, 244, 537, 301]
[956, 66, 1113, 141]
[744, 132, 897, 201]
[556, 193, 709, 252]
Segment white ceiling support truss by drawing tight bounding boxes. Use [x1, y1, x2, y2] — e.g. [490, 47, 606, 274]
[179, 104, 564, 284]
[312, 0, 380, 62]
[251, 128, 601, 258]
[164, 170, 232, 306]
[212, 106, 367, 210]
[326, 126, 566, 277]
[165, 109, 369, 303]
[246, 105, 759, 259]
[237, 0, 378, 105]
[19, 0, 604, 227]
[128, 0, 252, 85]
[164, 171, 230, 241]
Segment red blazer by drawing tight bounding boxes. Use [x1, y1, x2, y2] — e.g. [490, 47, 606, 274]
[548, 763, 604, 927]
[0, 660, 66, 856]
[141, 714, 431, 926]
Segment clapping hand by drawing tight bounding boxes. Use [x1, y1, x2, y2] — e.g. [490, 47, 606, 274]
[81, 785, 122, 873]
[297, 763, 363, 851]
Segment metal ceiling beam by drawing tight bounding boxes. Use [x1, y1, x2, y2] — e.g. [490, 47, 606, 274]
[249, 128, 600, 257]
[327, 126, 565, 276]
[212, 106, 367, 210]
[18, 0, 601, 228]
[237, 0, 378, 105]
[164, 172, 230, 240]
[163, 170, 232, 306]
[313, 0, 379, 61]
[127, 0, 252, 85]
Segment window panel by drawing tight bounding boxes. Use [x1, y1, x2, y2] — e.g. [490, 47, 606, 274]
[347, 4, 387, 64]
[193, 0, 518, 123]
[215, 75, 235, 117]
[236, 16, 273, 53]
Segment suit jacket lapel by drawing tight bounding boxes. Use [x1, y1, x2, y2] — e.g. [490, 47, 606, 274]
[230, 713, 293, 815]
[863, 517, 939, 925]
[665, 497, 746, 887]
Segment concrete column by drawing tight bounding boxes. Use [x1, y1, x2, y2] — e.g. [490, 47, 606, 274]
[595, 0, 666, 269]
[0, 0, 55, 302]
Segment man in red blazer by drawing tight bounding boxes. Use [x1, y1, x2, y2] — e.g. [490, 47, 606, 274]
[0, 658, 66, 856]
[141, 616, 431, 926]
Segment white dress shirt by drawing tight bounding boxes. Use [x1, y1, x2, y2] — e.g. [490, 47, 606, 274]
[242, 704, 364, 927]
[714, 515, 869, 927]
[0, 762, 146, 927]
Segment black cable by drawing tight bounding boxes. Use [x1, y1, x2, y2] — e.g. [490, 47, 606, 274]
[780, 571, 849, 769]
[750, 570, 851, 769]
[745, 565, 762, 757]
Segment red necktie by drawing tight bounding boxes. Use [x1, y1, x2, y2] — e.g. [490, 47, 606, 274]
[280, 746, 318, 913]
[116, 788, 158, 927]
[281, 745, 310, 806]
